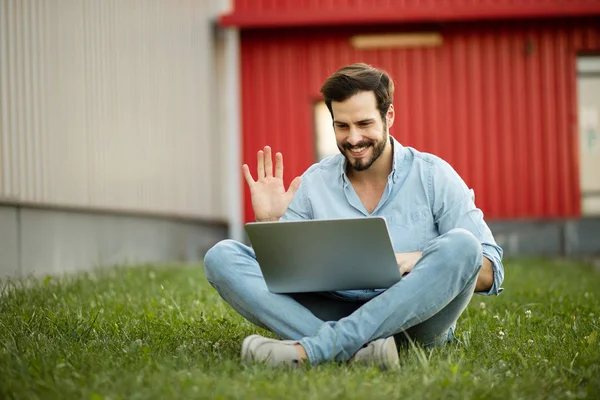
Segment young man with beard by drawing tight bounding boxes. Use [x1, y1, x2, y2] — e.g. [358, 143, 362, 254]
[204, 63, 504, 368]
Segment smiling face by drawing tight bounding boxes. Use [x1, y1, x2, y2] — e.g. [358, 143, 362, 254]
[332, 91, 394, 172]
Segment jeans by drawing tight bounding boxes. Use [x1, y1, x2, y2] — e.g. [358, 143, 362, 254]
[203, 228, 482, 365]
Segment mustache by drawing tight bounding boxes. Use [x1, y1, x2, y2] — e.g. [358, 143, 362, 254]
[341, 140, 375, 151]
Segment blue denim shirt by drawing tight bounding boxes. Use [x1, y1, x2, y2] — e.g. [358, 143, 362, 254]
[281, 136, 504, 296]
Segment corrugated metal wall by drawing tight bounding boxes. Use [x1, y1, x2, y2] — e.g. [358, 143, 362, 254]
[240, 19, 600, 222]
[0, 0, 229, 220]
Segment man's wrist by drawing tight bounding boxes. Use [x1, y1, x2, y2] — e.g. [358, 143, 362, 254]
[256, 217, 280, 222]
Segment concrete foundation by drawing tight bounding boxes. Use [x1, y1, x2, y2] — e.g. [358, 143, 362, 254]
[489, 218, 600, 257]
[0, 205, 227, 279]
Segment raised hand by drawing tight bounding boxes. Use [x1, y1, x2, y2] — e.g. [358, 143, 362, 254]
[242, 146, 302, 222]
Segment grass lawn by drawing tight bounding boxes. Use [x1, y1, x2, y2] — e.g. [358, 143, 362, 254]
[1, 258, 599, 399]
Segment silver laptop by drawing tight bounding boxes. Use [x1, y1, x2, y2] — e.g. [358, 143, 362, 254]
[245, 217, 401, 293]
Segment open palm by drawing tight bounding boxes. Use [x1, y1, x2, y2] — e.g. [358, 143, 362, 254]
[242, 146, 302, 222]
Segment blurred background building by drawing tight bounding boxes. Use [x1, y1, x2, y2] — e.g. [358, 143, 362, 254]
[1, 0, 600, 278]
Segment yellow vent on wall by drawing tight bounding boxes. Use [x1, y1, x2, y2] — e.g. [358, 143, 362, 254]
[350, 33, 443, 49]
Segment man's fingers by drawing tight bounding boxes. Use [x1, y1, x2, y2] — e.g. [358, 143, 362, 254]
[399, 264, 408, 276]
[275, 152, 283, 179]
[242, 164, 256, 187]
[257, 150, 265, 179]
[264, 146, 273, 177]
[287, 176, 302, 195]
[395, 255, 408, 275]
[242, 164, 255, 187]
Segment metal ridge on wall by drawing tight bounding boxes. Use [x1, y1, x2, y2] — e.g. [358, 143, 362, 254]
[222, 0, 600, 28]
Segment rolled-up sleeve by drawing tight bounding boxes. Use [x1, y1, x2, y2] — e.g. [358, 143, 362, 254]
[430, 158, 504, 296]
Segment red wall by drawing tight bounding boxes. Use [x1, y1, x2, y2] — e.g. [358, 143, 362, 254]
[240, 19, 600, 222]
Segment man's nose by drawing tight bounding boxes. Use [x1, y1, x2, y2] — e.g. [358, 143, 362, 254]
[346, 126, 362, 146]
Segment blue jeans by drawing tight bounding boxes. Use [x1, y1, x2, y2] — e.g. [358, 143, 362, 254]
[204, 228, 482, 365]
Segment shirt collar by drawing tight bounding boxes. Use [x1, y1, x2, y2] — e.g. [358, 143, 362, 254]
[339, 135, 404, 184]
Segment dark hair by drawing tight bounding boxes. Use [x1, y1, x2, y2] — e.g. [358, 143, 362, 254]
[320, 63, 394, 121]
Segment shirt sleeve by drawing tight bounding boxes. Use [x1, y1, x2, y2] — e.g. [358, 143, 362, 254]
[430, 158, 504, 296]
[280, 178, 313, 221]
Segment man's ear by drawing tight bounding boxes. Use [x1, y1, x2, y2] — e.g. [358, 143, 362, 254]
[387, 104, 395, 129]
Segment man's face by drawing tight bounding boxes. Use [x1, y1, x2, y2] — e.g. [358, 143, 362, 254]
[331, 91, 392, 172]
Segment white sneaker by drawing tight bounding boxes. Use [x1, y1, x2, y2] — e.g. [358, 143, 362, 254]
[241, 334, 301, 367]
[351, 337, 400, 369]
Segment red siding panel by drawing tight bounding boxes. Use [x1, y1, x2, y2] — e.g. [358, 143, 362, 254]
[240, 20, 600, 222]
[223, 0, 600, 27]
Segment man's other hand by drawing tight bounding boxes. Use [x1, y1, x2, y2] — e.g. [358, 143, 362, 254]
[395, 252, 423, 276]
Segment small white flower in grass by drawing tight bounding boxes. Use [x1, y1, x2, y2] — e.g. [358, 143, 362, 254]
[493, 315, 500, 320]
[498, 330, 505, 340]
[525, 310, 532, 319]
[479, 302, 486, 309]
[528, 339, 534, 345]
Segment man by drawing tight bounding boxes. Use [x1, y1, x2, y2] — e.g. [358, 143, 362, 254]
[204, 63, 504, 368]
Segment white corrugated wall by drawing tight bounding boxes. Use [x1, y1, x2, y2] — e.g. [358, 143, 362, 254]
[0, 0, 229, 220]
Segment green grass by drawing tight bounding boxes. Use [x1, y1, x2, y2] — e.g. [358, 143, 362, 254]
[1, 259, 599, 400]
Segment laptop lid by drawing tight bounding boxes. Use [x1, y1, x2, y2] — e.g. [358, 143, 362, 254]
[245, 217, 401, 293]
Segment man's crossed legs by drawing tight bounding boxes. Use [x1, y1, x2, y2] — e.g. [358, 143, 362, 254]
[203, 228, 482, 367]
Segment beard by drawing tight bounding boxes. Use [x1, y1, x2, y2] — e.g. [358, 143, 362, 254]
[338, 123, 389, 172]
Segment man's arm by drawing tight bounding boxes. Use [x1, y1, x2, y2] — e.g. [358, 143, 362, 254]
[430, 158, 504, 295]
[476, 257, 494, 292]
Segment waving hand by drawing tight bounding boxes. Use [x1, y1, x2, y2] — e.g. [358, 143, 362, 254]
[242, 146, 302, 222]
